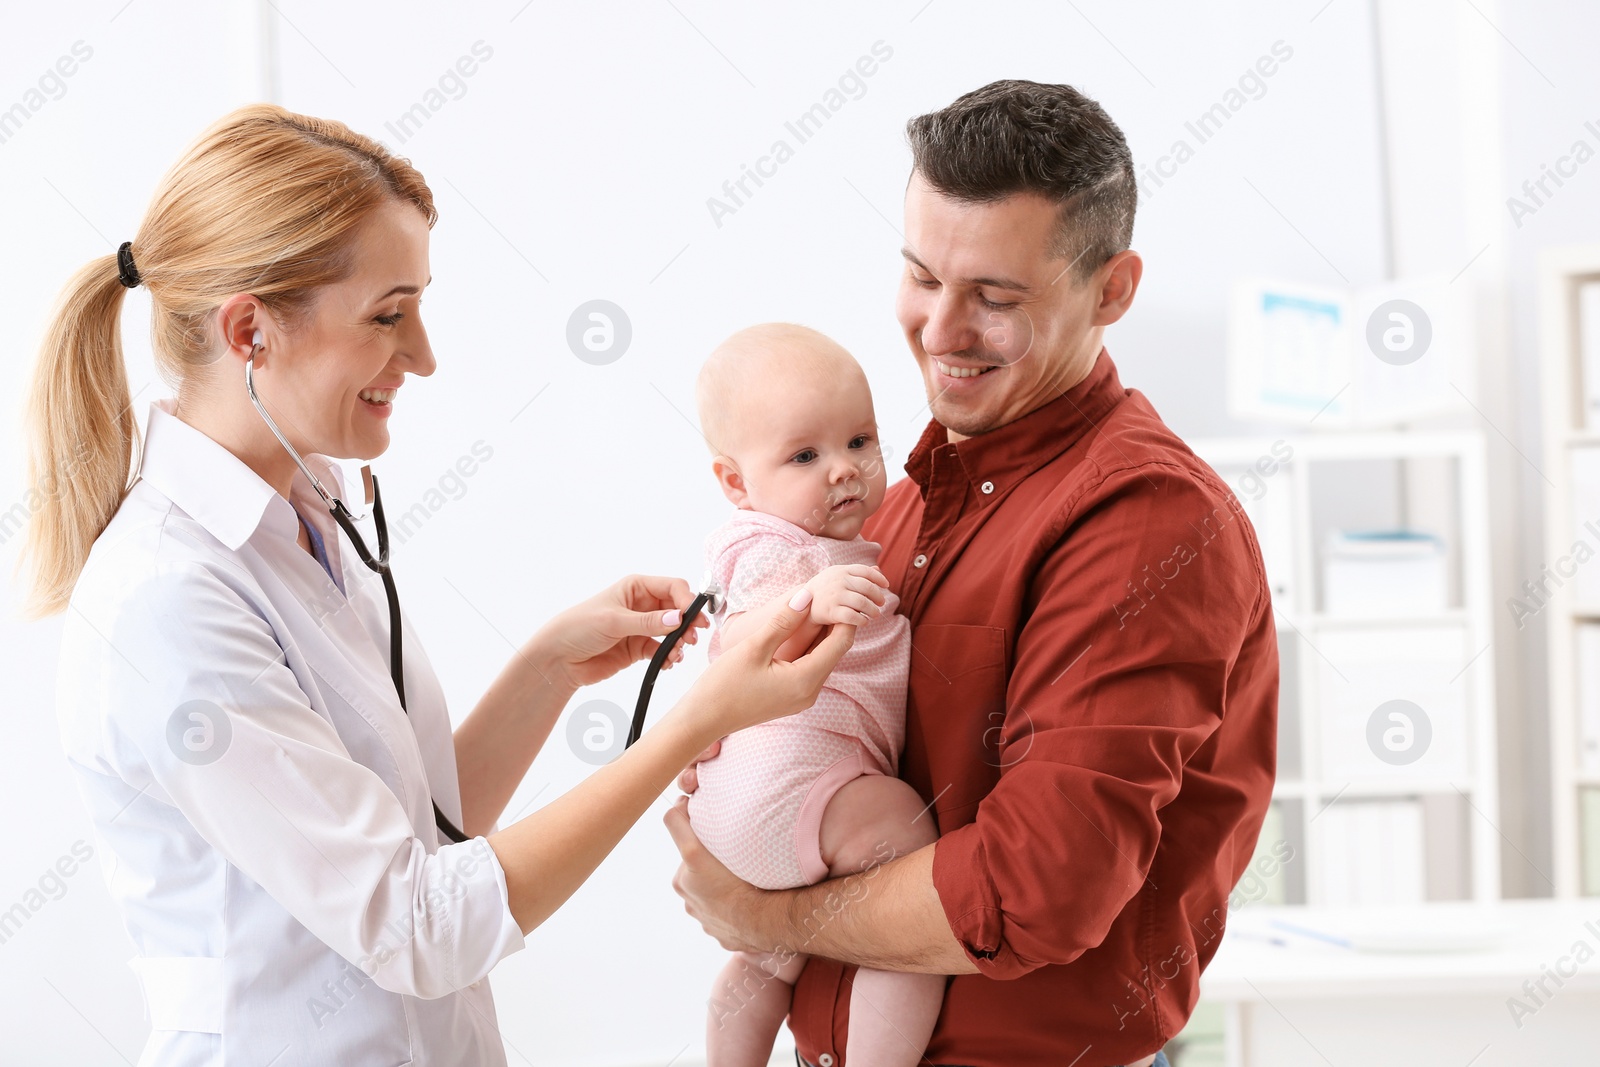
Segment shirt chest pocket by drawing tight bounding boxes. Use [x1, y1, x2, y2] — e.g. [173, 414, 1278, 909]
[907, 623, 1008, 825]
[910, 623, 1007, 684]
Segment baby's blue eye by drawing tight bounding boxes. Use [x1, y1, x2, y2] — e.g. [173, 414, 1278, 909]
[849, 435, 870, 449]
[792, 449, 817, 464]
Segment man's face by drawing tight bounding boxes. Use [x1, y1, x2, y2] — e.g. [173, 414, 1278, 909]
[894, 169, 1135, 441]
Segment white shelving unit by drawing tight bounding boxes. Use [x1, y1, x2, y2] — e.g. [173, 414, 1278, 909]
[1538, 243, 1600, 899]
[1189, 431, 1502, 906]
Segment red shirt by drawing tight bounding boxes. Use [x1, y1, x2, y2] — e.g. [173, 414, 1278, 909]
[788, 348, 1278, 1066]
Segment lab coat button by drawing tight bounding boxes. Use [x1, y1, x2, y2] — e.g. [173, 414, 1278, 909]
[980, 479, 994, 494]
[912, 553, 928, 568]
[818, 1055, 835, 1067]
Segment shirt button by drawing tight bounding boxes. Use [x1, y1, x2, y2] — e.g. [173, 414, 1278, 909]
[819, 1056, 835, 1067]
[980, 479, 994, 494]
[912, 553, 928, 568]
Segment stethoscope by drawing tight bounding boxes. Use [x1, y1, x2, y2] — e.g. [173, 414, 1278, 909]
[245, 331, 719, 844]
[625, 586, 721, 749]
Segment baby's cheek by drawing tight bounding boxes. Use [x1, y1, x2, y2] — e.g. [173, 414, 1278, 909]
[871, 457, 890, 494]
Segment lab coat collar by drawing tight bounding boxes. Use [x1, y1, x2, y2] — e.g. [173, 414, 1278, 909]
[138, 397, 351, 552]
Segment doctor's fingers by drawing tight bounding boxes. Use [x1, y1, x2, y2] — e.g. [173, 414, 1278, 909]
[600, 606, 704, 652]
[636, 633, 690, 666]
[611, 573, 700, 617]
[780, 622, 856, 706]
[607, 601, 708, 641]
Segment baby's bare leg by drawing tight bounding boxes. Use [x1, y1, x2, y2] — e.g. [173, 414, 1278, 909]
[819, 774, 945, 1067]
[705, 948, 808, 1067]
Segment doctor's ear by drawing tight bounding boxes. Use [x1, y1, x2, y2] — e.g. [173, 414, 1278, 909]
[212, 295, 273, 365]
[710, 456, 749, 508]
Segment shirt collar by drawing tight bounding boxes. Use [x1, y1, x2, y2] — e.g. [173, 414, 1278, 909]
[137, 397, 350, 551]
[903, 346, 1126, 501]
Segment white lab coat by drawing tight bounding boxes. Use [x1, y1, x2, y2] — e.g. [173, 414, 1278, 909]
[55, 397, 526, 1066]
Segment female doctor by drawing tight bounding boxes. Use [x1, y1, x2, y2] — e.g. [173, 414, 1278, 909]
[18, 104, 852, 1066]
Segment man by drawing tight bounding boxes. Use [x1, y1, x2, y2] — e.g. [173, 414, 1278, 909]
[665, 79, 1278, 1067]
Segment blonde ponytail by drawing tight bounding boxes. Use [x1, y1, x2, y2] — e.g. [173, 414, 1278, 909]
[15, 103, 436, 618]
[15, 256, 140, 618]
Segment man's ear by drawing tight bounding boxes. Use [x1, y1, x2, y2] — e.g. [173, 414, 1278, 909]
[711, 456, 749, 507]
[1090, 249, 1143, 328]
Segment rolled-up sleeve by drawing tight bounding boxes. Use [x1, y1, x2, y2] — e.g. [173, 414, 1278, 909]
[930, 465, 1265, 980]
[92, 558, 524, 999]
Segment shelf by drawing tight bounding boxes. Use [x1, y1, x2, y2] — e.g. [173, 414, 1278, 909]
[1197, 430, 1488, 466]
[1202, 899, 1600, 1000]
[1538, 245, 1600, 898]
[1192, 428, 1501, 905]
[1297, 609, 1470, 629]
[1306, 779, 1478, 799]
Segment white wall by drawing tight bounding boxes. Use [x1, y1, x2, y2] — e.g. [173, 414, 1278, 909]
[6, 0, 1553, 1063]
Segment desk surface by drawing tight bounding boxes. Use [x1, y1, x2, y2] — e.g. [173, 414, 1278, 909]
[1200, 898, 1600, 999]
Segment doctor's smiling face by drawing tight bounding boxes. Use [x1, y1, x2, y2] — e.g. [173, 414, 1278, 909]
[195, 196, 437, 499]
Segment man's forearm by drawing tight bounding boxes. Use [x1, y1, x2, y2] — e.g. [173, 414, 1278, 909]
[757, 841, 980, 974]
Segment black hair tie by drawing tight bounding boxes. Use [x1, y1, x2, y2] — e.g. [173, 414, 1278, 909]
[116, 241, 141, 288]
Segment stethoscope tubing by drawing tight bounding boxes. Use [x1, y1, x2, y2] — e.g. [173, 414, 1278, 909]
[246, 346, 714, 844]
[625, 588, 719, 750]
[247, 347, 468, 843]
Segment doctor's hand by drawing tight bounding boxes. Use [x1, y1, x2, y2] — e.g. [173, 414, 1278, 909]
[676, 585, 855, 743]
[532, 574, 709, 691]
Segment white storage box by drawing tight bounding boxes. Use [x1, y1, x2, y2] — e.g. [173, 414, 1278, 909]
[1323, 530, 1448, 616]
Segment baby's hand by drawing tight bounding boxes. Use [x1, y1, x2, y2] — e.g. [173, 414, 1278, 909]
[806, 564, 889, 626]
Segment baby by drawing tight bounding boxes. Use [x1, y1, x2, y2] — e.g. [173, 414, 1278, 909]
[688, 323, 944, 1067]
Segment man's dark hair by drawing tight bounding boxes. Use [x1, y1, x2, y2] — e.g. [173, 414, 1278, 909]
[906, 79, 1136, 283]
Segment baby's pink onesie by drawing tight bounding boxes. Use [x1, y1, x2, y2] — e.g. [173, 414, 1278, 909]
[686, 508, 912, 890]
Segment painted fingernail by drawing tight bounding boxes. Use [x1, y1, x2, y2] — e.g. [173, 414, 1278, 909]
[663, 608, 682, 627]
[789, 587, 813, 610]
